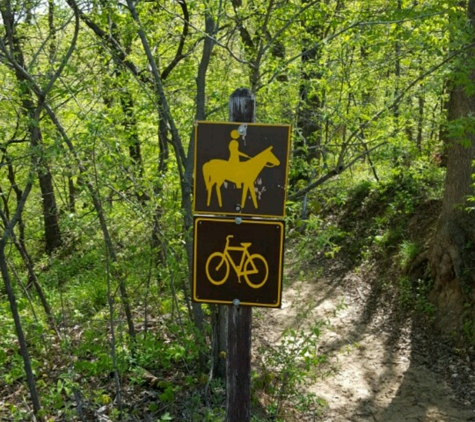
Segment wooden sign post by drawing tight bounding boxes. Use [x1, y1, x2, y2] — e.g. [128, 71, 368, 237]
[191, 88, 290, 420]
[226, 88, 254, 422]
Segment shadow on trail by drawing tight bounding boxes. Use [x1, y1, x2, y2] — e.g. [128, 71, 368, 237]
[308, 264, 475, 422]
[261, 190, 475, 421]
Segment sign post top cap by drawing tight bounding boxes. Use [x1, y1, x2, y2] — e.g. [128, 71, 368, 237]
[229, 89, 255, 122]
[230, 88, 254, 99]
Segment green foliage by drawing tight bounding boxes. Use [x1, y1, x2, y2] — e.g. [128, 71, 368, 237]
[253, 321, 327, 420]
[158, 382, 178, 403]
[132, 324, 199, 372]
[463, 318, 475, 345]
[398, 276, 435, 315]
[399, 240, 422, 271]
[468, 165, 475, 212]
[158, 413, 173, 421]
[39, 374, 78, 413]
[446, 116, 475, 148]
[286, 204, 344, 265]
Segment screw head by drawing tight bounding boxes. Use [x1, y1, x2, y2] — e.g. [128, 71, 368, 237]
[237, 124, 247, 136]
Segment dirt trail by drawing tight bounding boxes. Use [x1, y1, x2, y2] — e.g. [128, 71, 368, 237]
[256, 268, 475, 422]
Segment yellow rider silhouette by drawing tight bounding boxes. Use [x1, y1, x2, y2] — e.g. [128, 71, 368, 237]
[228, 130, 250, 188]
[202, 129, 280, 209]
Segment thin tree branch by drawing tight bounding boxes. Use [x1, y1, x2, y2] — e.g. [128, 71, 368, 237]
[288, 142, 387, 201]
[42, 6, 79, 98]
[161, 0, 189, 80]
[125, 0, 187, 171]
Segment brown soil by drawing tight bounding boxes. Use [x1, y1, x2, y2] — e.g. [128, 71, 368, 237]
[254, 259, 475, 422]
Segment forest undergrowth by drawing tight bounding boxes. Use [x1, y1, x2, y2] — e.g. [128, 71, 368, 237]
[1, 165, 475, 421]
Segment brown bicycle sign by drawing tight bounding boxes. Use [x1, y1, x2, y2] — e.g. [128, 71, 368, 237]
[193, 217, 284, 307]
[193, 122, 291, 218]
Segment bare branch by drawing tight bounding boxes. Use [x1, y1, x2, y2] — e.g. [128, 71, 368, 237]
[288, 142, 387, 201]
[41, 6, 79, 99]
[161, 0, 189, 80]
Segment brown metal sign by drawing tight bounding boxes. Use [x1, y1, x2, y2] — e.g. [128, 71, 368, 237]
[193, 122, 291, 218]
[193, 217, 284, 308]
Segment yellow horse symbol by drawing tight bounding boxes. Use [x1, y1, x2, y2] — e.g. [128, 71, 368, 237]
[202, 144, 280, 209]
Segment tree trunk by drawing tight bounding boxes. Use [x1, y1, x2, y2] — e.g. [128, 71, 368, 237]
[0, 171, 57, 334]
[1, 2, 62, 255]
[294, 0, 324, 167]
[429, 0, 475, 330]
[37, 146, 62, 255]
[0, 160, 42, 420]
[189, 10, 221, 375]
[417, 91, 424, 151]
[0, 246, 43, 419]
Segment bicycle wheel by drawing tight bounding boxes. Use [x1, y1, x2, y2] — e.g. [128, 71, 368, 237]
[244, 254, 268, 289]
[205, 252, 230, 285]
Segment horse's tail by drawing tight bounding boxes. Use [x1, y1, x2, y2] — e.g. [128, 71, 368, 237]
[202, 162, 212, 192]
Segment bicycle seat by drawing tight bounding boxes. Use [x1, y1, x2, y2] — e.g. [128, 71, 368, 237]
[240, 242, 252, 247]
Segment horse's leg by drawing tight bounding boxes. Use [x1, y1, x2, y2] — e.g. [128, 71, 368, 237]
[249, 183, 258, 208]
[217, 183, 223, 207]
[241, 184, 248, 208]
[206, 181, 213, 206]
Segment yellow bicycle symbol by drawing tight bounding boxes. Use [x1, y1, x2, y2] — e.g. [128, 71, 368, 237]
[205, 235, 269, 289]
